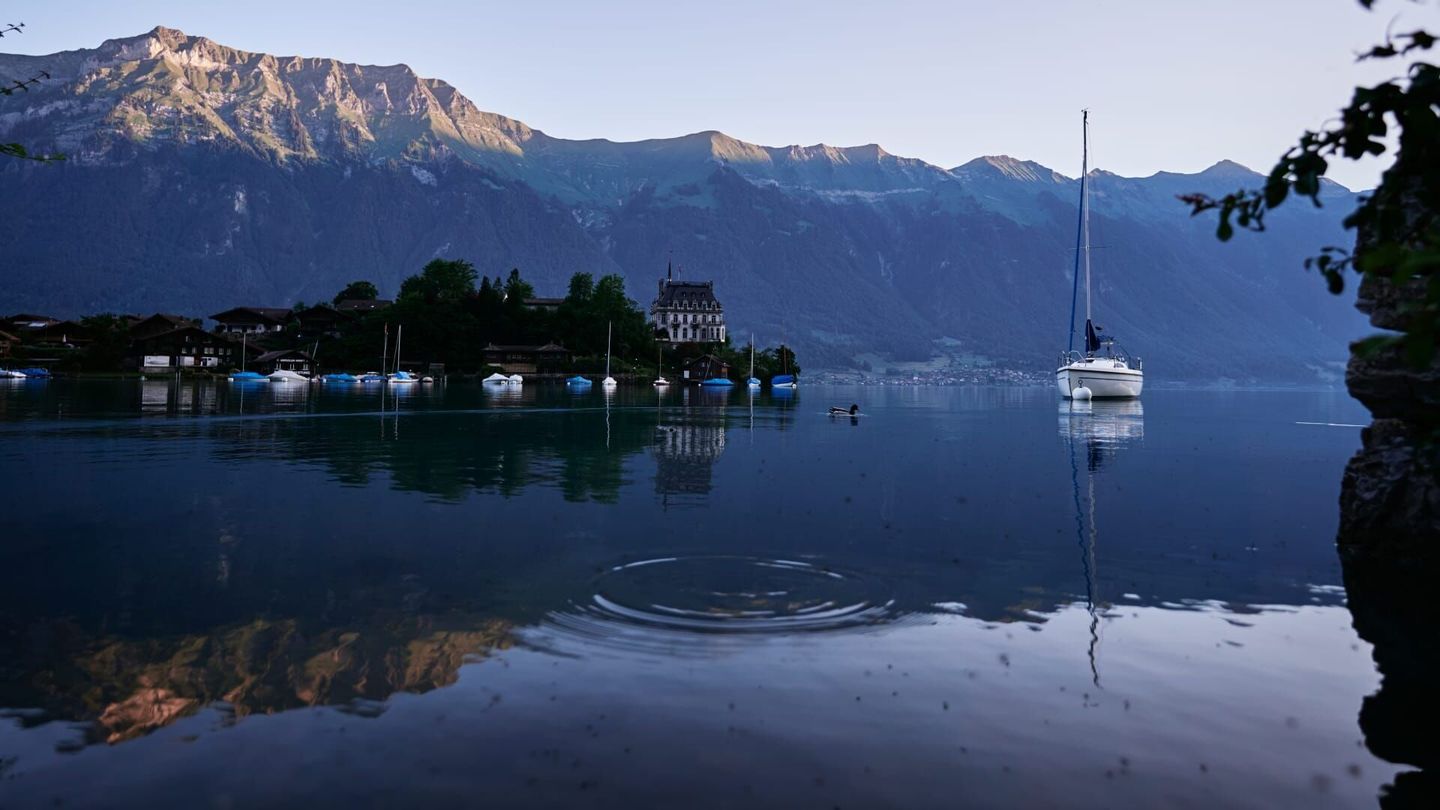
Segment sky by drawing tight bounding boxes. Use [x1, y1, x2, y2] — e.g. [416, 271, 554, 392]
[3, 0, 1429, 189]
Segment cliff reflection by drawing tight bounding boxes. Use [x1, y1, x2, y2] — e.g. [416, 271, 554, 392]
[1343, 558, 1440, 807]
[2, 609, 513, 746]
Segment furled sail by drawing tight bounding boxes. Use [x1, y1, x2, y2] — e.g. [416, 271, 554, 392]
[1085, 319, 1101, 354]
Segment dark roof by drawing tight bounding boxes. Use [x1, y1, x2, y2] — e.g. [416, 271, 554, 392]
[684, 353, 729, 368]
[133, 313, 197, 327]
[254, 349, 314, 363]
[335, 299, 392, 313]
[523, 297, 564, 307]
[133, 325, 244, 346]
[482, 342, 570, 353]
[292, 304, 352, 320]
[5, 313, 59, 329]
[209, 307, 294, 324]
[654, 280, 721, 308]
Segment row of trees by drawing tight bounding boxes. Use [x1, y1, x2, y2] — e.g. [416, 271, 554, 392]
[319, 259, 799, 379]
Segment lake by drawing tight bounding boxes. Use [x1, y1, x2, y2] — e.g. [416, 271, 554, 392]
[0, 379, 1400, 807]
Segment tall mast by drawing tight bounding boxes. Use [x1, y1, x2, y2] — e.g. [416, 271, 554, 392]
[394, 325, 402, 375]
[381, 323, 389, 375]
[605, 321, 612, 378]
[1082, 110, 1092, 325]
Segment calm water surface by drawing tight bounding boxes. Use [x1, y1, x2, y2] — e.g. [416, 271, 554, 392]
[0, 380, 1397, 807]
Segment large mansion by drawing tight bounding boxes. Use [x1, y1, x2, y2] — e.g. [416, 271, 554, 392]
[650, 270, 727, 344]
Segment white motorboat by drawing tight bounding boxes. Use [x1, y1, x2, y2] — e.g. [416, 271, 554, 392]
[268, 369, 309, 382]
[482, 372, 510, 384]
[508, 374, 523, 384]
[1057, 111, 1143, 400]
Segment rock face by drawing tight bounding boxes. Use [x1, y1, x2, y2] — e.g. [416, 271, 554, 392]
[1338, 262, 1440, 555]
[0, 26, 1370, 376]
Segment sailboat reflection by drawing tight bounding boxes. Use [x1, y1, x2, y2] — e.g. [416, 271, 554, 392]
[1060, 399, 1144, 685]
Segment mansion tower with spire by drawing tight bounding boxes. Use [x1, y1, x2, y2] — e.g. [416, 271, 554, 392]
[650, 263, 727, 344]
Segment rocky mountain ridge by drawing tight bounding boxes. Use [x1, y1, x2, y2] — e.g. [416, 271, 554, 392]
[0, 27, 1369, 379]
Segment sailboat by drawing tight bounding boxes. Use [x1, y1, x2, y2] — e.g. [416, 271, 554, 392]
[654, 345, 669, 387]
[771, 343, 797, 390]
[388, 324, 418, 383]
[746, 336, 760, 388]
[602, 321, 618, 388]
[1056, 110, 1143, 399]
[229, 332, 266, 381]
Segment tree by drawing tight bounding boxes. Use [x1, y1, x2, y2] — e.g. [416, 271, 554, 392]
[333, 281, 378, 305]
[75, 314, 130, 371]
[398, 259, 478, 305]
[502, 268, 535, 304]
[1182, 0, 1439, 364]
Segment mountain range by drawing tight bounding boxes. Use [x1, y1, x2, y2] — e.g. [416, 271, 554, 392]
[0, 27, 1368, 380]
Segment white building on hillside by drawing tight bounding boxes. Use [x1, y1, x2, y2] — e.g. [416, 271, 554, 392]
[650, 264, 727, 344]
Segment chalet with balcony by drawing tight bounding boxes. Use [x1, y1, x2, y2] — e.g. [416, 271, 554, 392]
[253, 349, 315, 375]
[131, 327, 257, 373]
[481, 342, 572, 374]
[209, 307, 293, 335]
[682, 354, 730, 383]
[651, 267, 726, 345]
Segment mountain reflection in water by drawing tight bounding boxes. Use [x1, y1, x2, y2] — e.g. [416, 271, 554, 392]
[0, 381, 1404, 808]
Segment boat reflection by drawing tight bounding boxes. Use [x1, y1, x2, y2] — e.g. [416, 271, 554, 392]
[1061, 399, 1144, 685]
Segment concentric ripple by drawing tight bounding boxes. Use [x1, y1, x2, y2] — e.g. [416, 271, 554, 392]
[536, 556, 902, 653]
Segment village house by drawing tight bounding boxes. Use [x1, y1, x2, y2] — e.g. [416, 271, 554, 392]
[682, 354, 730, 383]
[522, 297, 564, 313]
[209, 307, 293, 335]
[0, 327, 19, 359]
[252, 349, 315, 375]
[3, 313, 59, 333]
[335, 298, 392, 315]
[131, 326, 256, 373]
[650, 267, 727, 345]
[27, 320, 93, 348]
[128, 313, 202, 342]
[291, 305, 353, 338]
[481, 342, 572, 374]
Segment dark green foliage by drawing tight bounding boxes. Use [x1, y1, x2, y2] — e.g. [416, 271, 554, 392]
[74, 314, 130, 371]
[398, 259, 479, 305]
[333, 281, 378, 304]
[1182, 0, 1440, 364]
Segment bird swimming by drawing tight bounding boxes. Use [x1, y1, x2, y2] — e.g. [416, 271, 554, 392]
[829, 404, 859, 416]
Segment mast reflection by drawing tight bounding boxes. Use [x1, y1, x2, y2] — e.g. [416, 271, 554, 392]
[1060, 400, 1145, 685]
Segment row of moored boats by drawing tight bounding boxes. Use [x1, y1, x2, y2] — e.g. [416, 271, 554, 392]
[0, 368, 52, 379]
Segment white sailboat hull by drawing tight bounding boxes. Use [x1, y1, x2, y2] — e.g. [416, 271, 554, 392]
[1056, 360, 1143, 399]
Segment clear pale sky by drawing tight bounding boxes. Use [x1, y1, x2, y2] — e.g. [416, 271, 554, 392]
[4, 0, 1427, 189]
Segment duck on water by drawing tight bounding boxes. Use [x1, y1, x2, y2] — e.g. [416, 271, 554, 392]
[829, 404, 859, 417]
